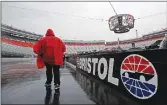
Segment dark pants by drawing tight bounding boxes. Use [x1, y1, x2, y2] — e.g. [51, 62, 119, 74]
[44, 62, 60, 85]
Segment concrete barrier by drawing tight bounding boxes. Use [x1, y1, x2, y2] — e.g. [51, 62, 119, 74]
[65, 61, 76, 70]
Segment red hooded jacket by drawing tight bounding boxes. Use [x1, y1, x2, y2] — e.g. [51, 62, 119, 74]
[33, 29, 66, 69]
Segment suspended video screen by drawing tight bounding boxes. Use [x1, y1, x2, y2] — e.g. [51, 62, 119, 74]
[108, 14, 135, 33]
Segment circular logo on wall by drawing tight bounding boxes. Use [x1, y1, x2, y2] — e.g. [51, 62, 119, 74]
[120, 54, 158, 99]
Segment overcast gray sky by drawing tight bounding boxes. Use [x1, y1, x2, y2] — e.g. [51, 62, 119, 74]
[2, 2, 167, 41]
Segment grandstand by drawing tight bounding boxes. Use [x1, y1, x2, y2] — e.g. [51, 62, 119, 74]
[1, 24, 41, 57]
[105, 29, 167, 50]
[1, 23, 167, 57]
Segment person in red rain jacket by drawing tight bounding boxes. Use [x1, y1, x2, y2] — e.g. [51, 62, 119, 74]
[33, 29, 66, 89]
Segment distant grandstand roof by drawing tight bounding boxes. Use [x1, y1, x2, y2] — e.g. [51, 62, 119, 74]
[63, 40, 105, 43]
[142, 29, 167, 38]
[1, 23, 42, 40]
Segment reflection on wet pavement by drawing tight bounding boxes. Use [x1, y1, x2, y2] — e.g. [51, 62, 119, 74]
[45, 87, 60, 105]
[1, 59, 44, 88]
[72, 70, 141, 105]
[1, 58, 95, 104]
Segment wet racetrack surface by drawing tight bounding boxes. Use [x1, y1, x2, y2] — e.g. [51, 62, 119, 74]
[2, 58, 142, 105]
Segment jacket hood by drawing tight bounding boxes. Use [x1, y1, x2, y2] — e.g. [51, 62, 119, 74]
[45, 29, 55, 36]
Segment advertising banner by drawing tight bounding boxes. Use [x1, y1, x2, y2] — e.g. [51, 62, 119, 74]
[75, 49, 167, 104]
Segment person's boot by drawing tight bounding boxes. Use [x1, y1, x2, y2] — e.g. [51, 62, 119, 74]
[45, 82, 51, 87]
[54, 84, 60, 89]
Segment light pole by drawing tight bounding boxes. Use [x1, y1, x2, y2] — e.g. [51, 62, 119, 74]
[117, 38, 120, 48]
[136, 29, 138, 38]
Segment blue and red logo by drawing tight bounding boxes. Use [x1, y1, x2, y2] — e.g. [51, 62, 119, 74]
[120, 54, 158, 99]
